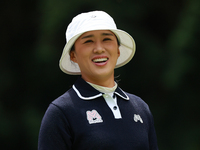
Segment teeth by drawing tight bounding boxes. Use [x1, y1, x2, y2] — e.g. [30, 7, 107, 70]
[93, 58, 108, 62]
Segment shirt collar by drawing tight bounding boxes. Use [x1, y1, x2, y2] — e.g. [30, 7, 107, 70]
[72, 77, 129, 100]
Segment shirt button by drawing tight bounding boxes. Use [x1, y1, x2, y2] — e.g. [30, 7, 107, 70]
[113, 106, 117, 110]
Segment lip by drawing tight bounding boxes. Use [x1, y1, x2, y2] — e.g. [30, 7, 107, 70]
[92, 56, 109, 66]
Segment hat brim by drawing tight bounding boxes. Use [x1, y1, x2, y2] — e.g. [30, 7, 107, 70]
[59, 29, 136, 75]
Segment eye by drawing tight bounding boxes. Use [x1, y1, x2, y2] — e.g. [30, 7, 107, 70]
[103, 38, 111, 41]
[84, 40, 93, 43]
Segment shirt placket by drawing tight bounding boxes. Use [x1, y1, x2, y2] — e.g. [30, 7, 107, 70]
[103, 94, 122, 119]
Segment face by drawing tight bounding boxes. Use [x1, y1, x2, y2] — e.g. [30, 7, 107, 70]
[70, 30, 120, 86]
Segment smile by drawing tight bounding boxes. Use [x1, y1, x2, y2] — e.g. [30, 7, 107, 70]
[92, 58, 108, 63]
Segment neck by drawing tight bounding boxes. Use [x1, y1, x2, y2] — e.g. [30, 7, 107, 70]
[87, 81, 117, 94]
[81, 75, 115, 88]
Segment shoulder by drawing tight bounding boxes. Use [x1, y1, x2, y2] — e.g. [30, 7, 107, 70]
[48, 88, 76, 113]
[53, 88, 74, 105]
[126, 92, 151, 112]
[41, 88, 77, 122]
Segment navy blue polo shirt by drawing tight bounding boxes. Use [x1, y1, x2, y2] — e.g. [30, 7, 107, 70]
[38, 77, 158, 150]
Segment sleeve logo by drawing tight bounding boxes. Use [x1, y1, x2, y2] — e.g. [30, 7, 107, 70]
[86, 110, 103, 124]
[133, 114, 143, 123]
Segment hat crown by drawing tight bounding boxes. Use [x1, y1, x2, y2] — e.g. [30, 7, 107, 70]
[66, 11, 117, 43]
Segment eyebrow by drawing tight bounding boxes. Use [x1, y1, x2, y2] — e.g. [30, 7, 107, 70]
[81, 33, 114, 39]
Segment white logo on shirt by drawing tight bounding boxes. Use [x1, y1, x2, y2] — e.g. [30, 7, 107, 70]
[134, 114, 143, 123]
[86, 110, 103, 124]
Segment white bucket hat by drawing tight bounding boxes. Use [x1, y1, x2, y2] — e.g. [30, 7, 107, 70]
[59, 10, 136, 75]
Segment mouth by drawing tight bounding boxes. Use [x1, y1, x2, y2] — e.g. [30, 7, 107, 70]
[92, 57, 108, 63]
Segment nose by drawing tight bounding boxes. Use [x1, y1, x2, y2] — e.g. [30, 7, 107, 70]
[93, 41, 105, 54]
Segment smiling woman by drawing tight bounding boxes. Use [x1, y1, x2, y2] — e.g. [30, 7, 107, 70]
[38, 11, 159, 150]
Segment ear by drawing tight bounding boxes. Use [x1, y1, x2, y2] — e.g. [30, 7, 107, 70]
[70, 51, 77, 63]
[117, 48, 120, 57]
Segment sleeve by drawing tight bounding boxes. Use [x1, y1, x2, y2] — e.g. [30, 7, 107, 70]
[38, 103, 73, 150]
[129, 94, 159, 150]
[148, 111, 159, 150]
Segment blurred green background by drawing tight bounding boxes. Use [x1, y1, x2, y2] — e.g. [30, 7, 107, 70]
[1, 0, 200, 149]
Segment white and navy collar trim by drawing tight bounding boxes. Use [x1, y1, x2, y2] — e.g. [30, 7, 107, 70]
[72, 77, 129, 100]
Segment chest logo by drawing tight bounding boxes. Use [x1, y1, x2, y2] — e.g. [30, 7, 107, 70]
[134, 114, 143, 123]
[86, 110, 103, 124]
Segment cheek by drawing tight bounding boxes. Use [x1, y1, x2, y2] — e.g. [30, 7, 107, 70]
[74, 49, 90, 64]
[106, 43, 118, 51]
[113, 46, 120, 56]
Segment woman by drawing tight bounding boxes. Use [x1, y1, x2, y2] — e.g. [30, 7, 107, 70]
[38, 10, 159, 150]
